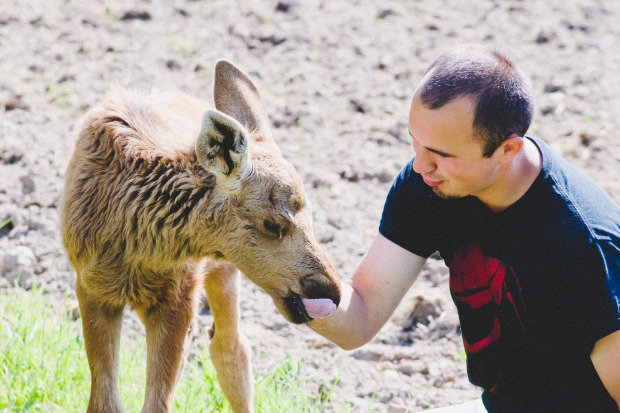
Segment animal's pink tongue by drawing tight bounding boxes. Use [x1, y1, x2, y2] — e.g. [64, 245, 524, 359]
[301, 297, 337, 318]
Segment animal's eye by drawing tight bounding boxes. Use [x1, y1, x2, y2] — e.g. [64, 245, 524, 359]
[263, 220, 282, 239]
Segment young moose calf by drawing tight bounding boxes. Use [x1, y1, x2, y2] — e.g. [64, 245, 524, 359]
[61, 61, 341, 413]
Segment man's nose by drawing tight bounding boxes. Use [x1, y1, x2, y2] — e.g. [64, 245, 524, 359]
[412, 148, 436, 174]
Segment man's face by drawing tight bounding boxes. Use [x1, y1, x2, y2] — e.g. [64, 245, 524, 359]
[408, 95, 503, 200]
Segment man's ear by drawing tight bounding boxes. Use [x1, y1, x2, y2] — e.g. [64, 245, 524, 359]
[496, 134, 525, 162]
[196, 109, 250, 180]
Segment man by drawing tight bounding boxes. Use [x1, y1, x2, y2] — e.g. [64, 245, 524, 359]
[308, 46, 620, 412]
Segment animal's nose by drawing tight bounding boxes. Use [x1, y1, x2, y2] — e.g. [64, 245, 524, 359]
[300, 273, 341, 306]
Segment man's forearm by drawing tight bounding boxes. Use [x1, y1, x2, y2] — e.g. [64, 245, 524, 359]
[307, 234, 427, 350]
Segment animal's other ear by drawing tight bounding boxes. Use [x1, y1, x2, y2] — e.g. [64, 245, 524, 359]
[196, 109, 249, 180]
[213, 60, 271, 135]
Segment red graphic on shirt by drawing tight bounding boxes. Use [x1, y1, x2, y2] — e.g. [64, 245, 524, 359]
[450, 245, 526, 391]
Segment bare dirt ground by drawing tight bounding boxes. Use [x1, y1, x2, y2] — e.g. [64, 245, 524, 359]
[1, 0, 619, 411]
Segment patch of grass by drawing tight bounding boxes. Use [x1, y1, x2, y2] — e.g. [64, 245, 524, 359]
[177, 33, 196, 58]
[0, 287, 89, 411]
[0, 287, 349, 412]
[253, 355, 348, 413]
[0, 218, 12, 230]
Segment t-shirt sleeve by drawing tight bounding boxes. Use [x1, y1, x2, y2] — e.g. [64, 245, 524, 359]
[378, 159, 440, 258]
[567, 240, 620, 352]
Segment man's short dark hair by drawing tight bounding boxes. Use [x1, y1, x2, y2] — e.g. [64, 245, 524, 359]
[417, 46, 534, 157]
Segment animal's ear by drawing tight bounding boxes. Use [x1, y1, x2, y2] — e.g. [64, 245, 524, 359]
[196, 109, 249, 180]
[213, 60, 271, 135]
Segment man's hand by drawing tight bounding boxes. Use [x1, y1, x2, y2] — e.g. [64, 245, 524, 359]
[591, 329, 620, 410]
[308, 234, 427, 350]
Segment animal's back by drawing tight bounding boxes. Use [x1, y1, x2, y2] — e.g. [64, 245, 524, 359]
[62, 89, 211, 275]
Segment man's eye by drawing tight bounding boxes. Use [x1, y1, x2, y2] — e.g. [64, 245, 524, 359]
[430, 149, 451, 158]
[263, 220, 282, 239]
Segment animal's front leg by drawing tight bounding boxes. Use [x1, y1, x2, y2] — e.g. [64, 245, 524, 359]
[76, 276, 125, 413]
[204, 263, 254, 413]
[137, 274, 200, 413]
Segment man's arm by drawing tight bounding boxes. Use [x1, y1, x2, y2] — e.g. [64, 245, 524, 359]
[308, 233, 427, 350]
[591, 329, 620, 409]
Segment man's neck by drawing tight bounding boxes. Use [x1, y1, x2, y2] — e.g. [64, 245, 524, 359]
[479, 138, 542, 213]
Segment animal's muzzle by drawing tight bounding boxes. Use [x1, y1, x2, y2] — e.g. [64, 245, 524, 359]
[284, 292, 312, 324]
[283, 273, 341, 324]
[300, 273, 341, 306]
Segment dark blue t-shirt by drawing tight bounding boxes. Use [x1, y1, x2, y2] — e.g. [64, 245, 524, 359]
[379, 136, 620, 412]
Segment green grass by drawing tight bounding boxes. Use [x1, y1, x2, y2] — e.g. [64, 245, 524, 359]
[0, 287, 350, 412]
[0, 218, 12, 231]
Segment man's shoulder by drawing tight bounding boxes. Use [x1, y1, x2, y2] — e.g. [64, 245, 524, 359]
[379, 158, 445, 258]
[390, 158, 426, 193]
[530, 136, 619, 243]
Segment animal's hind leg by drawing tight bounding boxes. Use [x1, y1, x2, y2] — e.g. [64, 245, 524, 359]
[76, 277, 125, 413]
[137, 272, 200, 413]
[204, 263, 253, 413]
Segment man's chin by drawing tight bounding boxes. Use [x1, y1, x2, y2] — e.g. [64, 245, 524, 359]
[432, 186, 461, 199]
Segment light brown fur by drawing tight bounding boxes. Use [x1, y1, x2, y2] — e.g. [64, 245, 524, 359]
[61, 61, 341, 413]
